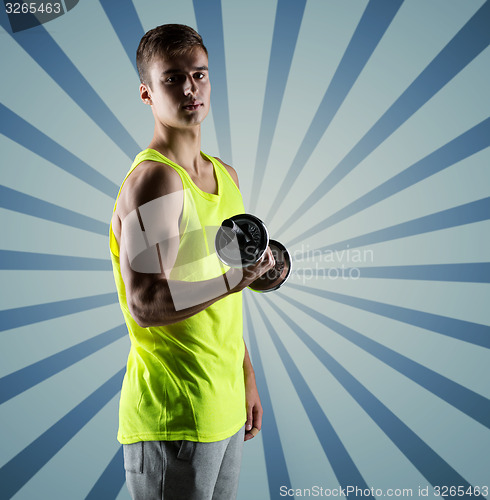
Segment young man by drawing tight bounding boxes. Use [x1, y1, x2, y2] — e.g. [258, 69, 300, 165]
[109, 24, 274, 499]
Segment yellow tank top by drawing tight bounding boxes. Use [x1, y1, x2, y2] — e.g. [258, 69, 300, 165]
[110, 148, 246, 443]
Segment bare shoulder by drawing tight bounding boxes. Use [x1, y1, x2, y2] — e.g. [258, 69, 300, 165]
[214, 157, 239, 188]
[116, 160, 183, 220]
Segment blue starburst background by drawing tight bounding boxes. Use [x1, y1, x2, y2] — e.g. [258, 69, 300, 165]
[0, 1, 489, 499]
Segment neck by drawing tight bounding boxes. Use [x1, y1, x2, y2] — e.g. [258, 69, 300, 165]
[148, 124, 203, 173]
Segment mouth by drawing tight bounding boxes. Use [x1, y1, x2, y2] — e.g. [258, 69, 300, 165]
[182, 102, 202, 111]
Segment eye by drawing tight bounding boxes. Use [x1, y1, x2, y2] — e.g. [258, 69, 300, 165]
[194, 72, 205, 80]
[165, 75, 184, 84]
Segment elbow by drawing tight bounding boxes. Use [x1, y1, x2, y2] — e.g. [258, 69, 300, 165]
[127, 297, 176, 328]
[128, 300, 151, 328]
[134, 316, 152, 329]
[126, 279, 179, 327]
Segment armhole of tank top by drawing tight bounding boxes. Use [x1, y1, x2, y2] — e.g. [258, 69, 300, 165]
[110, 225, 119, 258]
[210, 156, 241, 195]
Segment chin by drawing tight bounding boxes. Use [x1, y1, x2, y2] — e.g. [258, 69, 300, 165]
[186, 112, 208, 125]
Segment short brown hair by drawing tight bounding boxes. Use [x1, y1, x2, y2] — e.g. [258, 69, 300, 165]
[136, 24, 208, 86]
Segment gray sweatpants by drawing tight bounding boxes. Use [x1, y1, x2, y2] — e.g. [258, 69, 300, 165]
[123, 425, 245, 500]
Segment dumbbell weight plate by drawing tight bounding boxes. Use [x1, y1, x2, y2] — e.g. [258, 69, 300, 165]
[215, 214, 269, 267]
[248, 240, 292, 293]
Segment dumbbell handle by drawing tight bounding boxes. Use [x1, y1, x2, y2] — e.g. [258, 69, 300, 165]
[221, 218, 255, 248]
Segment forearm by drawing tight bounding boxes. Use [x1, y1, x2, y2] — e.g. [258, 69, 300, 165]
[243, 342, 256, 382]
[243, 341, 262, 439]
[130, 269, 239, 327]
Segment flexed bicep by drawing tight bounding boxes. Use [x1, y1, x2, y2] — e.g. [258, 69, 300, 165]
[122, 190, 183, 275]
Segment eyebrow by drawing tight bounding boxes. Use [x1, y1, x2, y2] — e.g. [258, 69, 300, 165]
[162, 66, 208, 75]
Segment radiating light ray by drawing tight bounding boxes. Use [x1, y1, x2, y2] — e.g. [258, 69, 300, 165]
[0, 10, 140, 160]
[0, 250, 112, 271]
[244, 297, 291, 498]
[0, 103, 119, 199]
[264, 295, 479, 491]
[249, 0, 307, 212]
[98, 0, 144, 75]
[273, 293, 490, 428]
[251, 295, 372, 492]
[0, 325, 126, 404]
[193, 0, 232, 162]
[263, 0, 403, 222]
[0, 185, 109, 235]
[289, 197, 490, 251]
[0, 292, 118, 332]
[0, 368, 125, 500]
[284, 283, 490, 349]
[293, 263, 490, 283]
[286, 117, 490, 245]
[273, 1, 490, 234]
[85, 446, 125, 500]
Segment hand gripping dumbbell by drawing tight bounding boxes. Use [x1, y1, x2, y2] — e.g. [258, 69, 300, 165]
[215, 214, 292, 292]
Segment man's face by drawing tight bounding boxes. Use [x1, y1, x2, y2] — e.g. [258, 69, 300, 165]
[144, 47, 211, 129]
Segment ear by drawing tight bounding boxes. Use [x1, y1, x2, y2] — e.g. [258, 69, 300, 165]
[140, 83, 152, 105]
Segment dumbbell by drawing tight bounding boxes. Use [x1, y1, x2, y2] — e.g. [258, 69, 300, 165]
[215, 214, 292, 292]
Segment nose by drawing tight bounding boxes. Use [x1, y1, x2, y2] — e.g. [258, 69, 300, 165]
[184, 77, 197, 97]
